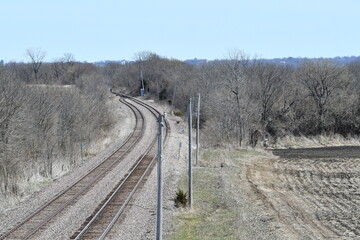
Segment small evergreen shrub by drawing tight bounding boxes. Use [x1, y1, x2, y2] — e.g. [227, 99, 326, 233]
[174, 111, 183, 117]
[174, 189, 188, 208]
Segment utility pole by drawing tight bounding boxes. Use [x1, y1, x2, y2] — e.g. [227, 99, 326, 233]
[80, 143, 83, 161]
[188, 98, 193, 208]
[156, 114, 164, 240]
[196, 93, 200, 166]
[140, 69, 145, 96]
[141, 69, 144, 89]
[171, 85, 176, 110]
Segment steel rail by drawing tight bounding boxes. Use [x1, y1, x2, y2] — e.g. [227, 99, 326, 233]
[74, 135, 157, 239]
[116, 93, 171, 143]
[0, 98, 145, 240]
[72, 95, 170, 239]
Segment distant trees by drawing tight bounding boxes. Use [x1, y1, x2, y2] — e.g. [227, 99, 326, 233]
[103, 52, 360, 147]
[104, 51, 356, 147]
[50, 53, 76, 84]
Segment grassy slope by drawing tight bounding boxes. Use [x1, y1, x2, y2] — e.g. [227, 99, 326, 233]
[166, 149, 280, 240]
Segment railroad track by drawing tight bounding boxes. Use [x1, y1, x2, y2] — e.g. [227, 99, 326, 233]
[0, 95, 164, 240]
[71, 93, 169, 239]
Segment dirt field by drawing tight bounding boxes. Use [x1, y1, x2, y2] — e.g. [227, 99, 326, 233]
[248, 146, 360, 239]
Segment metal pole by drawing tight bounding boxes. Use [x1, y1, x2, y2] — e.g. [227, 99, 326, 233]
[188, 98, 193, 208]
[156, 114, 164, 240]
[80, 143, 83, 161]
[140, 69, 145, 96]
[140, 69, 144, 89]
[171, 85, 176, 110]
[196, 93, 200, 166]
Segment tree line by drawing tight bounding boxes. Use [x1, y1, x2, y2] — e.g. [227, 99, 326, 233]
[2, 49, 360, 197]
[105, 51, 360, 147]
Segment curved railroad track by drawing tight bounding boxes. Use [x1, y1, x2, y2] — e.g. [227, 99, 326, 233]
[71, 93, 169, 239]
[0, 94, 167, 240]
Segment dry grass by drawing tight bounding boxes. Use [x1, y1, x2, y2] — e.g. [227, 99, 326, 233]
[0, 94, 130, 213]
[166, 148, 278, 240]
[275, 134, 360, 149]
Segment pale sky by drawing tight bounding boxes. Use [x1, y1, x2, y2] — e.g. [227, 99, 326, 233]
[1, 0, 359, 62]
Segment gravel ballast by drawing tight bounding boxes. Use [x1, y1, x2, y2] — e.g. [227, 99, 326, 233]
[0, 96, 167, 239]
[107, 101, 188, 239]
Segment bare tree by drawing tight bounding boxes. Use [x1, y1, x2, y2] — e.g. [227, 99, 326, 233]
[297, 59, 348, 131]
[50, 53, 76, 84]
[251, 62, 290, 125]
[0, 68, 23, 194]
[220, 50, 251, 146]
[26, 87, 60, 176]
[26, 48, 46, 82]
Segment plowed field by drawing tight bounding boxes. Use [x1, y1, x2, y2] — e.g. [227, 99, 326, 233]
[247, 146, 360, 239]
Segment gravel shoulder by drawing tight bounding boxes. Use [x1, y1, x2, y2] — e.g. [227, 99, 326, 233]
[106, 100, 189, 239]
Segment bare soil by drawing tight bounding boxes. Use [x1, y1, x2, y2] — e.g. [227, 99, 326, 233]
[273, 146, 360, 159]
[247, 146, 360, 239]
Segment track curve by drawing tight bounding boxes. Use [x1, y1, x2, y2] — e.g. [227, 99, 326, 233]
[71, 94, 170, 239]
[0, 97, 147, 240]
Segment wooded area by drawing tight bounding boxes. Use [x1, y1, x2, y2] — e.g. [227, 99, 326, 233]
[0, 50, 112, 197]
[1, 49, 360, 197]
[107, 51, 360, 146]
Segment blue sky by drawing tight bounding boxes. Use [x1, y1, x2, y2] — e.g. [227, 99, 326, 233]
[1, 0, 359, 62]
